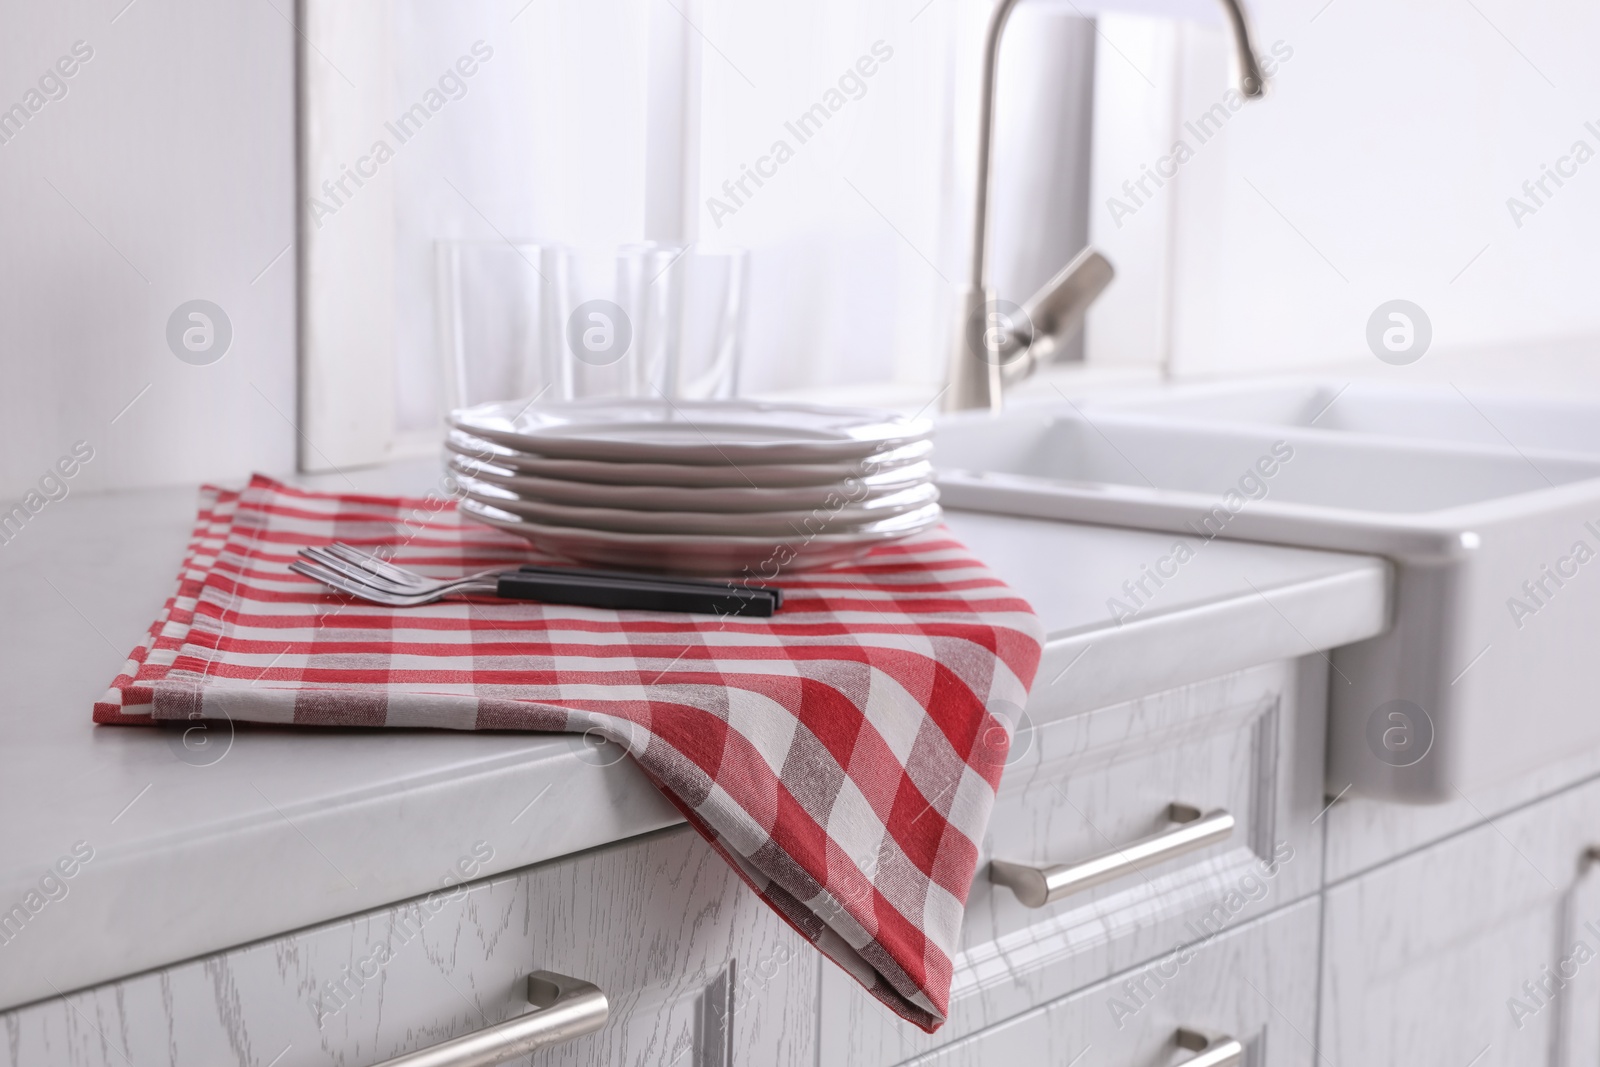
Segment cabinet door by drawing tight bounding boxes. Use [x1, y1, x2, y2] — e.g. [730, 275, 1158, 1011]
[913, 898, 1321, 1067]
[1321, 774, 1600, 1066]
[823, 658, 1327, 1065]
[1323, 749, 1600, 883]
[0, 827, 817, 1067]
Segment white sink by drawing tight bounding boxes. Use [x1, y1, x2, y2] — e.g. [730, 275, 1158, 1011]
[1087, 377, 1600, 457]
[935, 384, 1600, 804]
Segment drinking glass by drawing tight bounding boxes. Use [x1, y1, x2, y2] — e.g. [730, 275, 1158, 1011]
[614, 244, 749, 401]
[434, 241, 565, 411]
[436, 240, 749, 410]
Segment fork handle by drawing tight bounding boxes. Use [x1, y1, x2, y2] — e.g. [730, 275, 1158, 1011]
[495, 573, 777, 618]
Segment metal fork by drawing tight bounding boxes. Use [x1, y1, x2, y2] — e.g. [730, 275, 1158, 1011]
[324, 542, 780, 602]
[318, 543, 479, 591]
[289, 555, 496, 606]
[299, 544, 503, 599]
[291, 544, 781, 615]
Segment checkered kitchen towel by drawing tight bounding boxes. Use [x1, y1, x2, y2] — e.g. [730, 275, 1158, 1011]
[95, 475, 1043, 1030]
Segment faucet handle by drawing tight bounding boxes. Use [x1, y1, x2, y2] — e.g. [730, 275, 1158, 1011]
[1003, 247, 1115, 377]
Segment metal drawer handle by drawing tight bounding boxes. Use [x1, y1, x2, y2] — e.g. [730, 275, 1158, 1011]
[1175, 1028, 1243, 1067]
[989, 804, 1235, 908]
[370, 970, 607, 1067]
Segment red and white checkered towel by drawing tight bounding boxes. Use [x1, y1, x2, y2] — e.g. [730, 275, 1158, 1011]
[96, 475, 1043, 1030]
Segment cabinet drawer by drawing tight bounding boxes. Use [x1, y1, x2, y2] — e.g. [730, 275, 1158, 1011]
[1324, 747, 1600, 882]
[0, 826, 816, 1067]
[1321, 773, 1600, 1066]
[913, 897, 1321, 1066]
[823, 658, 1327, 1064]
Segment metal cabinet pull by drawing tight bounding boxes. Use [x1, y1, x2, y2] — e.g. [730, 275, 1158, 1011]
[1175, 1028, 1243, 1066]
[370, 970, 608, 1067]
[989, 804, 1235, 908]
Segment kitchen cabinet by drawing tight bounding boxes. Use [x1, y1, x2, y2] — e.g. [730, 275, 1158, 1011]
[1320, 774, 1600, 1067]
[0, 827, 817, 1067]
[1323, 743, 1600, 883]
[0, 466, 1401, 1066]
[13, 652, 1600, 1066]
[910, 898, 1322, 1067]
[0, 655, 1333, 1067]
[819, 656, 1325, 1065]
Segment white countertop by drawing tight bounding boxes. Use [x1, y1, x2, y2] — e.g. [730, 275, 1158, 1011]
[0, 460, 1389, 1011]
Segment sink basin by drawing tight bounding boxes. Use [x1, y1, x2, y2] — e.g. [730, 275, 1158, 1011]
[1086, 377, 1600, 457]
[935, 388, 1600, 804]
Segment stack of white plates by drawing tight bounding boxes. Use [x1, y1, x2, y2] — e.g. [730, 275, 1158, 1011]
[446, 398, 941, 575]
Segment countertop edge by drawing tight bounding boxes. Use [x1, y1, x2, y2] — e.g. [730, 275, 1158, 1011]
[0, 540, 1392, 1013]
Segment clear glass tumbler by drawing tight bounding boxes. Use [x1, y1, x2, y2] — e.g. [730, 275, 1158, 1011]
[614, 244, 749, 401]
[434, 241, 566, 411]
[436, 240, 749, 410]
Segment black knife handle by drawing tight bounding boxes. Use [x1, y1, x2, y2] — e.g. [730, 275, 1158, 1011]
[495, 572, 777, 617]
[517, 563, 782, 608]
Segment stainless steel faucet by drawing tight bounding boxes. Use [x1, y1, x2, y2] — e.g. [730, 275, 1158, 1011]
[944, 0, 1268, 412]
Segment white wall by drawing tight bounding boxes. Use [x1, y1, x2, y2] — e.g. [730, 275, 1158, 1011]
[11, 0, 1595, 505]
[383, 0, 991, 429]
[0, 0, 296, 502]
[1089, 0, 1600, 375]
[388, 0, 655, 437]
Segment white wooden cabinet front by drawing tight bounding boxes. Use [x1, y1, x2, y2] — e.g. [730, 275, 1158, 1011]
[0, 827, 817, 1067]
[912, 899, 1323, 1067]
[0, 656, 1329, 1067]
[821, 657, 1327, 1065]
[1320, 773, 1600, 1067]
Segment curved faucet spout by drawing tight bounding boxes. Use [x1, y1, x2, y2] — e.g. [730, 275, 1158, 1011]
[946, 0, 1269, 413]
[1218, 0, 1267, 99]
[968, 0, 1026, 293]
[970, 0, 1265, 294]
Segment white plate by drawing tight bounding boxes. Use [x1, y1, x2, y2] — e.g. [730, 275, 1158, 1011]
[446, 453, 935, 512]
[459, 498, 943, 575]
[456, 476, 940, 535]
[451, 398, 933, 465]
[446, 429, 934, 487]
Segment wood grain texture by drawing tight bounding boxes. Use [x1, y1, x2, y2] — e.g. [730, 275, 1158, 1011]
[1325, 745, 1600, 883]
[0, 827, 817, 1067]
[820, 658, 1327, 1066]
[907, 898, 1323, 1067]
[45, 646, 1600, 1066]
[1320, 774, 1600, 1066]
